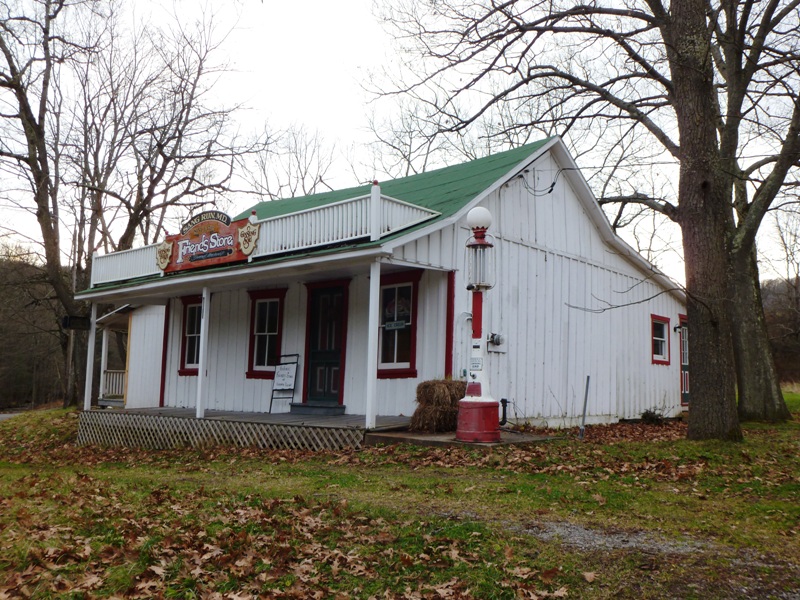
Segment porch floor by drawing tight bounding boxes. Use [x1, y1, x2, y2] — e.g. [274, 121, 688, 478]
[97, 407, 411, 431]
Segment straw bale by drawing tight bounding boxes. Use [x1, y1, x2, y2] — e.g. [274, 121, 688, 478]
[409, 379, 467, 433]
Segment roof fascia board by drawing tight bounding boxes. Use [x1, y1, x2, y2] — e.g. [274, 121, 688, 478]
[79, 247, 390, 303]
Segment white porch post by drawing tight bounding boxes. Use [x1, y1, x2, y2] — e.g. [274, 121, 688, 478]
[195, 287, 212, 419]
[370, 181, 381, 242]
[98, 327, 109, 401]
[83, 303, 97, 411]
[365, 259, 381, 429]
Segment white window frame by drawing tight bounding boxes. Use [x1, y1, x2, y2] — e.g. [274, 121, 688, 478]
[651, 314, 670, 365]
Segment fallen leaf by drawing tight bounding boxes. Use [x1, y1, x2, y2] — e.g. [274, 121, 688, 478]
[583, 572, 596, 582]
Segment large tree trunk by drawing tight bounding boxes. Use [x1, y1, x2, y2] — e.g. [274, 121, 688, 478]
[681, 206, 742, 441]
[731, 248, 790, 422]
[670, 0, 742, 441]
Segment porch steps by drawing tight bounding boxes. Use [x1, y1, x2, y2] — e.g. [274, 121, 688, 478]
[289, 402, 346, 416]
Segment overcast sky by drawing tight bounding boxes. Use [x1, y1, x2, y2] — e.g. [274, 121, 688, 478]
[205, 0, 393, 195]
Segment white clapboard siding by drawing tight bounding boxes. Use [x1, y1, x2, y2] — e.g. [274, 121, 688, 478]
[344, 270, 448, 418]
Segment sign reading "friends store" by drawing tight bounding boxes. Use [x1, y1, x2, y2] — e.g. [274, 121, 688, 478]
[156, 211, 259, 273]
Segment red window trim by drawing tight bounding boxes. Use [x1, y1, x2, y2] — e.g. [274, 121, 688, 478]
[378, 269, 423, 379]
[178, 295, 202, 377]
[246, 288, 288, 380]
[651, 313, 670, 366]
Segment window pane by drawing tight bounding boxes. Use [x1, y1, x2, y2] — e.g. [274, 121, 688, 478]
[381, 329, 395, 363]
[267, 300, 279, 334]
[255, 301, 269, 334]
[652, 321, 665, 340]
[187, 305, 201, 335]
[266, 333, 278, 366]
[381, 287, 397, 324]
[395, 327, 411, 363]
[186, 335, 199, 366]
[255, 334, 268, 367]
[397, 285, 412, 323]
[653, 338, 665, 357]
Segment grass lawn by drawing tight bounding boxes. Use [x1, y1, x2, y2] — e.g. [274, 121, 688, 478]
[1, 403, 799, 599]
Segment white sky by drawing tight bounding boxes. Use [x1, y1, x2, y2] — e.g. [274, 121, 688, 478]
[221, 1, 387, 132]
[208, 0, 392, 197]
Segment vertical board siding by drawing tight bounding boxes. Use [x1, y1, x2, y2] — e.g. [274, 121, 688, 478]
[345, 270, 449, 418]
[459, 158, 684, 426]
[125, 305, 167, 409]
[163, 285, 306, 414]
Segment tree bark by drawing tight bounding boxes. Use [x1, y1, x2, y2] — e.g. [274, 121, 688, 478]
[680, 203, 742, 441]
[670, 0, 742, 441]
[731, 248, 791, 422]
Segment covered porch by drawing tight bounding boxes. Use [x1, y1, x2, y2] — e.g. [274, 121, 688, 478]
[77, 408, 411, 452]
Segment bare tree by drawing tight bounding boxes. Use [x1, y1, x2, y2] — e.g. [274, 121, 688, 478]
[246, 124, 336, 200]
[0, 245, 65, 407]
[1, 1, 255, 404]
[376, 0, 800, 438]
[0, 0, 86, 317]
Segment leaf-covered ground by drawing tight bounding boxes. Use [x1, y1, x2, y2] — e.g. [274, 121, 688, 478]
[1, 409, 799, 599]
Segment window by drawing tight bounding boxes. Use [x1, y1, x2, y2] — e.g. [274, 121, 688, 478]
[179, 296, 202, 376]
[378, 270, 422, 378]
[651, 314, 670, 365]
[246, 288, 287, 379]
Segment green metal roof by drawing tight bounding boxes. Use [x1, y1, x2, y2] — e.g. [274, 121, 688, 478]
[235, 138, 553, 224]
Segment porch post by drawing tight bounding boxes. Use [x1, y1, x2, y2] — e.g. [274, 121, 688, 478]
[370, 181, 381, 242]
[196, 287, 212, 419]
[365, 259, 381, 429]
[98, 327, 109, 401]
[83, 303, 97, 411]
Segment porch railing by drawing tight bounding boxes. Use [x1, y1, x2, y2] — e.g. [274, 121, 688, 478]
[90, 194, 439, 287]
[92, 245, 160, 287]
[101, 369, 126, 399]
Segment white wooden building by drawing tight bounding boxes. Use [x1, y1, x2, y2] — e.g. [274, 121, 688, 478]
[79, 137, 688, 429]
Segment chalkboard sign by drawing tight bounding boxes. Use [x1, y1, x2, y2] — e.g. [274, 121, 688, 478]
[273, 363, 297, 391]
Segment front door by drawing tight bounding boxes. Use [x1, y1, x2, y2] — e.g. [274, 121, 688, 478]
[679, 315, 689, 406]
[305, 284, 347, 405]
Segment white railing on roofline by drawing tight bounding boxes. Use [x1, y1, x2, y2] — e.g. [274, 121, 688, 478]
[90, 194, 440, 287]
[91, 244, 161, 287]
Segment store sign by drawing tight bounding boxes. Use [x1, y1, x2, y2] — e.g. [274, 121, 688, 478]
[157, 211, 260, 273]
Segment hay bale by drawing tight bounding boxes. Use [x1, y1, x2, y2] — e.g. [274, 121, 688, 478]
[409, 379, 467, 433]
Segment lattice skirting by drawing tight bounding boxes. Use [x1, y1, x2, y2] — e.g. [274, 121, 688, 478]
[77, 411, 365, 451]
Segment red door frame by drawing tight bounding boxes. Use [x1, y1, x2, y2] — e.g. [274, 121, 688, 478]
[302, 279, 350, 405]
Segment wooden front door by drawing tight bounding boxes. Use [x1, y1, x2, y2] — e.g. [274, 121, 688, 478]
[305, 284, 348, 405]
[679, 315, 689, 406]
